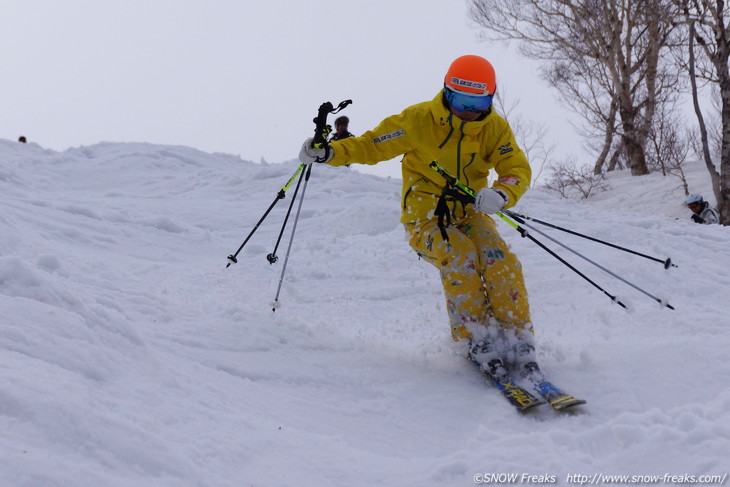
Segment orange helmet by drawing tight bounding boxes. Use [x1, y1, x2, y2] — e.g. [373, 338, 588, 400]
[444, 55, 496, 96]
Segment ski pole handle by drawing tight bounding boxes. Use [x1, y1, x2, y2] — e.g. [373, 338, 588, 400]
[312, 102, 334, 149]
[310, 99, 353, 154]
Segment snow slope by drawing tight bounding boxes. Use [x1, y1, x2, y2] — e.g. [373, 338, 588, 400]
[1, 139, 728, 487]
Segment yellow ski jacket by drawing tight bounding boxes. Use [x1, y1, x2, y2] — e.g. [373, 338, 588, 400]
[328, 90, 531, 224]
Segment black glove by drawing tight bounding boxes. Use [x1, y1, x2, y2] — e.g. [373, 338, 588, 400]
[691, 213, 703, 223]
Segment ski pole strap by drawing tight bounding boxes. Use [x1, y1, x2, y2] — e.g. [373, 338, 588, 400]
[429, 161, 476, 240]
[433, 186, 467, 241]
[312, 102, 333, 150]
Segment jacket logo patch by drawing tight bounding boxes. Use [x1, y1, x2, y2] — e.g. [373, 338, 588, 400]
[497, 176, 520, 186]
[373, 129, 405, 144]
[499, 142, 513, 155]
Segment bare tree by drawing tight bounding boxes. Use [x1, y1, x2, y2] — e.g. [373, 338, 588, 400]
[469, 0, 681, 176]
[676, 0, 730, 224]
[544, 56, 619, 174]
[708, 88, 724, 157]
[493, 90, 556, 187]
[543, 159, 610, 198]
[646, 101, 692, 193]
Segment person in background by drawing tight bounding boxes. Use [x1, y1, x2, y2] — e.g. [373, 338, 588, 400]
[687, 193, 720, 225]
[330, 116, 354, 142]
[298, 55, 540, 382]
[18, 136, 27, 143]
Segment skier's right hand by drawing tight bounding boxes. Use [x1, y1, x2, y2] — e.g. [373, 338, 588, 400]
[299, 138, 334, 164]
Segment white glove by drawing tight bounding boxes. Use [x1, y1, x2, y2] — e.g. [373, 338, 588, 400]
[298, 138, 334, 164]
[475, 188, 508, 214]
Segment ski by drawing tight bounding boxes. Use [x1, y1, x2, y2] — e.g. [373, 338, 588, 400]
[472, 359, 546, 412]
[523, 362, 586, 411]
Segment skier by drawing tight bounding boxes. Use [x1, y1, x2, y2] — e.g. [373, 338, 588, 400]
[330, 116, 354, 142]
[299, 55, 538, 378]
[687, 193, 720, 225]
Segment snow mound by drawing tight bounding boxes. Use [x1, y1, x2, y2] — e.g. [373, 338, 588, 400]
[1, 139, 728, 486]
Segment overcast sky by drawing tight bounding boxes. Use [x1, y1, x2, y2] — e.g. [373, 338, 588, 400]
[1, 0, 578, 179]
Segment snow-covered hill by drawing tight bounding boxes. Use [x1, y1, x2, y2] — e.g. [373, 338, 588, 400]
[1, 139, 728, 487]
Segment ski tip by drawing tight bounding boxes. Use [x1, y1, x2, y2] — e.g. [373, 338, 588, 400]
[551, 398, 587, 411]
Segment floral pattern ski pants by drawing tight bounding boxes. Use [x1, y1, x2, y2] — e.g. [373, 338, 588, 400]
[406, 211, 533, 342]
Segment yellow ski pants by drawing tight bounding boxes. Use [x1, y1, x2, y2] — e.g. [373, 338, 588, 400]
[406, 211, 532, 341]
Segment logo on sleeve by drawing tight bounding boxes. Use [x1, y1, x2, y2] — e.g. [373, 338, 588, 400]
[497, 176, 521, 186]
[499, 142, 513, 155]
[373, 129, 405, 144]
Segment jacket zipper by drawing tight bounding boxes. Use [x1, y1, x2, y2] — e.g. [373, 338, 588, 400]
[463, 153, 476, 188]
[438, 113, 455, 149]
[402, 177, 429, 210]
[456, 121, 466, 179]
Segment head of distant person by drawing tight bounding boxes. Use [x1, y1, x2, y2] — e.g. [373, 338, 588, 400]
[334, 116, 349, 136]
[687, 193, 705, 214]
[18, 136, 27, 143]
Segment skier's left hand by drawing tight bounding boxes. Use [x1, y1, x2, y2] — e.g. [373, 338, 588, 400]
[299, 138, 334, 164]
[475, 188, 508, 214]
[691, 213, 703, 223]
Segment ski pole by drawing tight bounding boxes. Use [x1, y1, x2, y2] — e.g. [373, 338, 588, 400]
[268, 100, 352, 264]
[225, 164, 306, 268]
[272, 163, 313, 312]
[270, 98, 353, 311]
[496, 212, 628, 309]
[427, 161, 673, 310]
[267, 166, 307, 264]
[498, 211, 674, 310]
[503, 210, 677, 269]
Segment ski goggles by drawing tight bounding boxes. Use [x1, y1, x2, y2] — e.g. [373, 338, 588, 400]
[444, 86, 493, 113]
